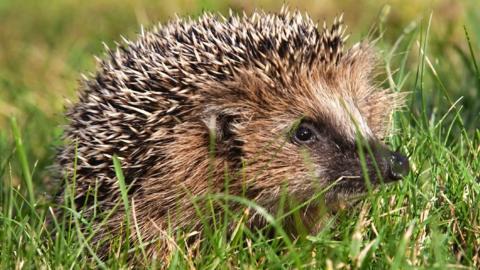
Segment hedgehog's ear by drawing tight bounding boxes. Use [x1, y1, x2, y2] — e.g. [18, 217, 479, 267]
[203, 110, 238, 143]
[202, 110, 244, 164]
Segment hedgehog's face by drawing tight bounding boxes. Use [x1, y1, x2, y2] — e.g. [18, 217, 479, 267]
[208, 49, 410, 208]
[286, 117, 409, 199]
[237, 93, 409, 205]
[285, 86, 410, 199]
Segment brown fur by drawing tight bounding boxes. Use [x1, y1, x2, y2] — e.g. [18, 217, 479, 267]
[54, 7, 406, 264]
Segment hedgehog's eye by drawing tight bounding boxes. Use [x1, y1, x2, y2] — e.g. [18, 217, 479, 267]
[293, 123, 316, 144]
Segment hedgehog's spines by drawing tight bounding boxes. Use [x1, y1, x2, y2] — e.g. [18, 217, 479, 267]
[54, 6, 405, 263]
[65, 6, 376, 208]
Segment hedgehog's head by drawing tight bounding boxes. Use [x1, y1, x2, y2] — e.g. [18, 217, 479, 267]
[198, 15, 409, 211]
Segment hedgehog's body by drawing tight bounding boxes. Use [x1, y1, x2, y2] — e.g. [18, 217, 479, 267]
[56, 7, 408, 262]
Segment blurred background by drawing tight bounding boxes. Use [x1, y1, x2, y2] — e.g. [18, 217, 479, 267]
[0, 0, 478, 191]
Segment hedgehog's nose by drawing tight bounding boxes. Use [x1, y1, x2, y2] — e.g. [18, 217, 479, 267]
[388, 151, 409, 180]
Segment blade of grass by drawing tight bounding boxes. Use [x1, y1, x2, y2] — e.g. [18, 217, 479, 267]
[112, 155, 132, 249]
[10, 117, 35, 206]
[463, 25, 480, 85]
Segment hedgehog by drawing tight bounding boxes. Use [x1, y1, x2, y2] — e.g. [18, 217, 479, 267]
[54, 6, 409, 264]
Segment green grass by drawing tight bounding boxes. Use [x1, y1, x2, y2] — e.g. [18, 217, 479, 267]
[1, 0, 479, 269]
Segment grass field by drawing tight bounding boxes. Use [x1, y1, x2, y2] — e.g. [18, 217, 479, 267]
[0, 0, 479, 269]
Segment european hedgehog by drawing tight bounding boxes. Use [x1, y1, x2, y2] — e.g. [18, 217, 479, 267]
[55, 7, 409, 263]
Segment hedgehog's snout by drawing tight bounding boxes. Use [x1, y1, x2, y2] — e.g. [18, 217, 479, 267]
[369, 143, 410, 182]
[387, 151, 409, 180]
